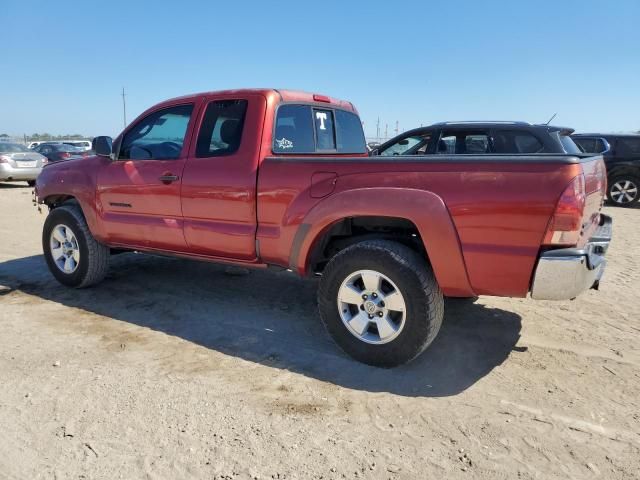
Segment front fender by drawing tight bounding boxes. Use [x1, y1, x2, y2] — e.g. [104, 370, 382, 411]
[292, 187, 474, 297]
[36, 157, 104, 241]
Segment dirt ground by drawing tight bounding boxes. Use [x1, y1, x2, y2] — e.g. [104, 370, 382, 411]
[0, 182, 638, 480]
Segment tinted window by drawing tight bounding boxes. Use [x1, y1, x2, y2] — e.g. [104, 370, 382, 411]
[196, 100, 248, 157]
[594, 139, 608, 153]
[313, 108, 336, 150]
[273, 105, 315, 153]
[573, 137, 596, 153]
[335, 110, 366, 153]
[120, 104, 193, 160]
[492, 131, 543, 153]
[617, 137, 640, 155]
[556, 133, 581, 154]
[380, 133, 431, 156]
[436, 131, 490, 154]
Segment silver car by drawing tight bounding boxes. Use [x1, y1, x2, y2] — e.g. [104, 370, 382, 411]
[0, 142, 47, 186]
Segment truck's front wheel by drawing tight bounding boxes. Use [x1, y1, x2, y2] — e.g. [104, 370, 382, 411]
[318, 240, 444, 367]
[43, 204, 110, 288]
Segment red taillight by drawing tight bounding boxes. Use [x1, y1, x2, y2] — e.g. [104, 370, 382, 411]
[60, 152, 71, 159]
[0, 155, 10, 164]
[543, 174, 586, 246]
[313, 94, 331, 103]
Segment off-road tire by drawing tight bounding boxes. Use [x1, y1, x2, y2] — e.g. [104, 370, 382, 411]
[42, 204, 110, 288]
[318, 240, 444, 368]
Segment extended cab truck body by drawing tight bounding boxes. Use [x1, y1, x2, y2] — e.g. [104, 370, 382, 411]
[35, 89, 612, 367]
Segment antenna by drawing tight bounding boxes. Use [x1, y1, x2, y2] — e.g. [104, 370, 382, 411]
[545, 113, 557, 125]
[121, 87, 127, 128]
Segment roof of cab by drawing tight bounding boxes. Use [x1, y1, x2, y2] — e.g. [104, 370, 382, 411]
[157, 88, 357, 113]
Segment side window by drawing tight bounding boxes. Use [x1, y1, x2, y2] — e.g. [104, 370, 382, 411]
[273, 105, 315, 153]
[195, 99, 248, 157]
[594, 138, 608, 153]
[119, 104, 193, 160]
[573, 137, 596, 153]
[436, 131, 490, 154]
[313, 108, 336, 150]
[335, 110, 366, 153]
[491, 131, 543, 154]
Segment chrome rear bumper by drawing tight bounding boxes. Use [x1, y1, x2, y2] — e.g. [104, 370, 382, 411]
[531, 214, 612, 300]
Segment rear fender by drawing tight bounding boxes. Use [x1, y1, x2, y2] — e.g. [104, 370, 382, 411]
[293, 187, 474, 297]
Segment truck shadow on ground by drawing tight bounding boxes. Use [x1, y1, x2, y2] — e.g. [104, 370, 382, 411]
[0, 253, 524, 398]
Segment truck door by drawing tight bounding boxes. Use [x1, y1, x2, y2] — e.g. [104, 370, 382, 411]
[96, 102, 197, 251]
[180, 94, 266, 260]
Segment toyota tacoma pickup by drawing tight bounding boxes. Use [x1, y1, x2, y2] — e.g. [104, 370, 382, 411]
[35, 89, 612, 367]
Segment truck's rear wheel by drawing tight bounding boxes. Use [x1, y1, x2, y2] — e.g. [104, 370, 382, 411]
[42, 204, 110, 288]
[318, 240, 444, 367]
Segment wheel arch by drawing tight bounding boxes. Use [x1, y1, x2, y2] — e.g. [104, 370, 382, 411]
[42, 193, 104, 241]
[291, 187, 475, 297]
[607, 164, 640, 180]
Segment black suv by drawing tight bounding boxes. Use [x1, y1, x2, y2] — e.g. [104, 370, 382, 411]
[572, 134, 640, 207]
[372, 121, 582, 158]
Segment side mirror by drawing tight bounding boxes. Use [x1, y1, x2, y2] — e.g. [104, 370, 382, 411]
[370, 148, 379, 156]
[93, 136, 113, 157]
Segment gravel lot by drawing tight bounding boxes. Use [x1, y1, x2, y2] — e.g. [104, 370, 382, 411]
[0, 182, 638, 480]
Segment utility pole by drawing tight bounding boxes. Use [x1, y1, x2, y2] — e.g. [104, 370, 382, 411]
[395, 120, 399, 136]
[385, 123, 388, 139]
[121, 87, 127, 128]
[376, 117, 380, 142]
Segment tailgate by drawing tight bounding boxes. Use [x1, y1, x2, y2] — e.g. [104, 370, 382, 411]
[578, 155, 607, 246]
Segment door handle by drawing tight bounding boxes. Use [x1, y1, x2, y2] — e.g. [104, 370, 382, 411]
[159, 174, 179, 184]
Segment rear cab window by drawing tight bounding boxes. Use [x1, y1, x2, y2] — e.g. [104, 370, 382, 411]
[273, 104, 366, 154]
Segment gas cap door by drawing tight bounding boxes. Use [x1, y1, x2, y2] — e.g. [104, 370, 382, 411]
[310, 172, 338, 198]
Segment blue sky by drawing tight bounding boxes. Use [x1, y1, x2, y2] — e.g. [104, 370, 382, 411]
[1, 0, 639, 139]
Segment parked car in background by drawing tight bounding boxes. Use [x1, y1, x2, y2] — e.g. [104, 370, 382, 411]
[62, 140, 93, 152]
[28, 141, 44, 149]
[34, 143, 89, 163]
[0, 142, 47, 186]
[371, 121, 582, 156]
[572, 133, 640, 207]
[35, 89, 611, 367]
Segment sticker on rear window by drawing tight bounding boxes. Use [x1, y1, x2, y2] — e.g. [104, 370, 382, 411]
[276, 137, 293, 149]
[315, 111, 328, 130]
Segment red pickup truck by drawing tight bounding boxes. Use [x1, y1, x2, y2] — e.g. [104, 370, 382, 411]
[35, 89, 612, 367]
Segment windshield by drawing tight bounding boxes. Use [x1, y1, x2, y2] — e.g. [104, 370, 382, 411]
[0, 143, 30, 153]
[379, 133, 431, 156]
